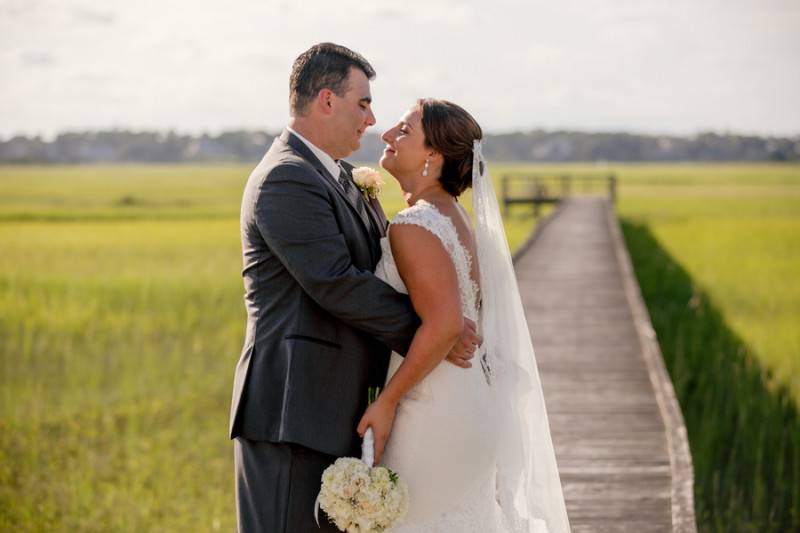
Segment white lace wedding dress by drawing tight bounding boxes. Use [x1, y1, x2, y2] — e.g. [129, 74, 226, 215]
[375, 199, 514, 533]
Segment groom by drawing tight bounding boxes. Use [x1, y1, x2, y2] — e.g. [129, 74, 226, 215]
[230, 43, 479, 532]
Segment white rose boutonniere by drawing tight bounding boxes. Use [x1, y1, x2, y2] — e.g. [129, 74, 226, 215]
[351, 167, 385, 199]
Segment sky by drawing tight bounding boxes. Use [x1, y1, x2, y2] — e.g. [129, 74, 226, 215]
[1, 0, 799, 139]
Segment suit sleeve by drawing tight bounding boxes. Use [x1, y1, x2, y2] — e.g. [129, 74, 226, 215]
[255, 163, 419, 355]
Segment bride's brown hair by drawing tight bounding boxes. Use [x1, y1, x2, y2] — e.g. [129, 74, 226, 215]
[417, 98, 483, 197]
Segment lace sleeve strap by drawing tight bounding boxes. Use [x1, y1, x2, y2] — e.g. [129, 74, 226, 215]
[389, 202, 454, 252]
[389, 200, 479, 320]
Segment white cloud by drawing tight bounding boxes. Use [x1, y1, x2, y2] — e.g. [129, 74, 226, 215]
[0, 0, 797, 137]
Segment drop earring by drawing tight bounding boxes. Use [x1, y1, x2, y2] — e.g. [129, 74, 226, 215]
[422, 159, 429, 177]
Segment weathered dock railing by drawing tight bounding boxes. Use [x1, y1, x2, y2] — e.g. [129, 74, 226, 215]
[501, 173, 617, 215]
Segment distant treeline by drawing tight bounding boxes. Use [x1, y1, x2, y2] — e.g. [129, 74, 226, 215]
[2, 129, 799, 164]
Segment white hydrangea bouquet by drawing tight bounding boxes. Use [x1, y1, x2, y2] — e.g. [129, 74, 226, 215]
[315, 387, 409, 532]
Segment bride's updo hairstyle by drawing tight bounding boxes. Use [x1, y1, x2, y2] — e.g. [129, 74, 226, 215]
[417, 98, 483, 197]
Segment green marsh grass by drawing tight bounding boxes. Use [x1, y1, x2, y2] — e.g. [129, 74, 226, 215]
[2, 162, 797, 531]
[0, 163, 542, 531]
[615, 163, 800, 532]
[622, 219, 799, 532]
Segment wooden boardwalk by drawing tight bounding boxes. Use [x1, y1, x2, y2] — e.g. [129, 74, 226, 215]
[515, 197, 696, 533]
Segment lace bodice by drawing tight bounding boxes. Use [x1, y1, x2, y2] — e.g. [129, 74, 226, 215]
[376, 200, 494, 388]
[377, 200, 479, 321]
[375, 201, 524, 533]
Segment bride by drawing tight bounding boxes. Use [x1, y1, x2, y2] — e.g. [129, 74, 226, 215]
[356, 99, 572, 533]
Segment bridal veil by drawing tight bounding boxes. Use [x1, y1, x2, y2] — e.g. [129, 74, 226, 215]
[472, 140, 572, 533]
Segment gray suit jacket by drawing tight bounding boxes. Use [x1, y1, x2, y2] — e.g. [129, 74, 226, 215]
[229, 129, 420, 457]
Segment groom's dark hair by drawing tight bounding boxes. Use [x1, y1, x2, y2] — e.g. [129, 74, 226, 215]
[290, 43, 376, 116]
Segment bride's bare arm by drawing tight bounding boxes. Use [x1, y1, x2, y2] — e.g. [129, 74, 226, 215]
[383, 224, 464, 403]
[357, 223, 463, 463]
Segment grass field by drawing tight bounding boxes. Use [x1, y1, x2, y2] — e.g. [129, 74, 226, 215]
[0, 163, 545, 531]
[1, 162, 798, 531]
[614, 164, 800, 533]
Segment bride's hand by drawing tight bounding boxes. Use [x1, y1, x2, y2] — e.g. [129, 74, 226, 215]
[356, 397, 398, 465]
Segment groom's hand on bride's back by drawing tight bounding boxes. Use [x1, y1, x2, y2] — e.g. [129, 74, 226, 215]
[445, 317, 480, 369]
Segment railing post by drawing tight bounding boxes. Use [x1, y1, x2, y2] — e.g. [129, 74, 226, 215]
[609, 174, 617, 204]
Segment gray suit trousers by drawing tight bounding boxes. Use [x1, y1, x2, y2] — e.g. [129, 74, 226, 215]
[234, 437, 340, 533]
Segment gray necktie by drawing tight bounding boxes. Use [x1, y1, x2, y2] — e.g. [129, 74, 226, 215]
[338, 165, 378, 235]
[338, 166, 363, 207]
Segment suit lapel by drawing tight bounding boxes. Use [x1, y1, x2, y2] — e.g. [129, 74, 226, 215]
[367, 196, 389, 237]
[280, 129, 374, 235]
[364, 197, 386, 238]
[339, 160, 386, 239]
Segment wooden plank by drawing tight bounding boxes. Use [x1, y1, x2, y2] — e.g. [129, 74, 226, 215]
[513, 196, 696, 532]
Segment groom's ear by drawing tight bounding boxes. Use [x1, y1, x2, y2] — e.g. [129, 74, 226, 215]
[316, 88, 336, 116]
